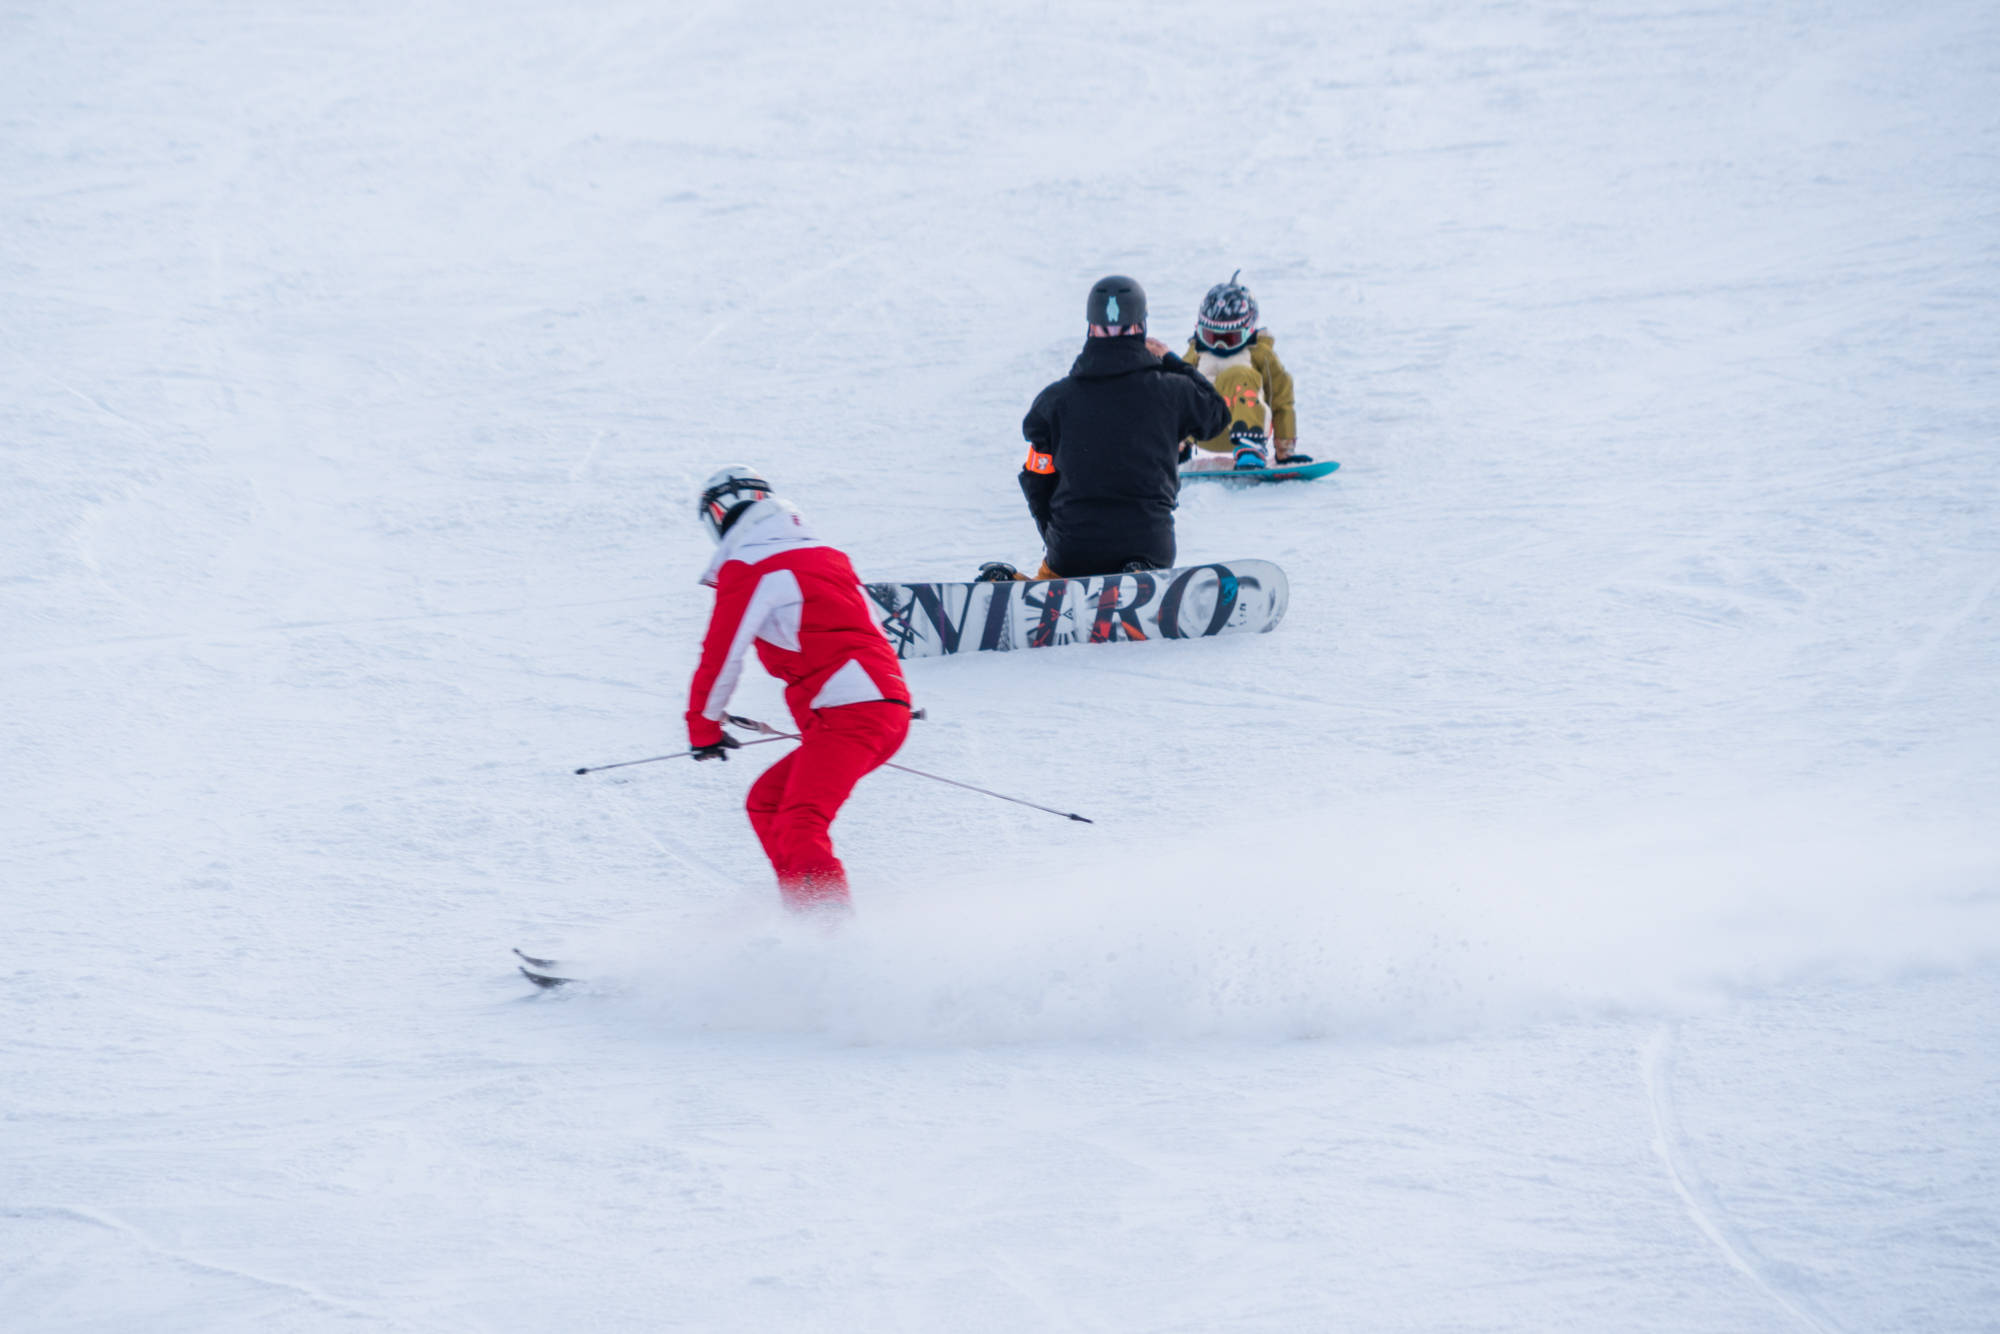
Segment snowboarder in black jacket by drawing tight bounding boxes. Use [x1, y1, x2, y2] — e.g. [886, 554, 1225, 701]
[1017, 276, 1230, 577]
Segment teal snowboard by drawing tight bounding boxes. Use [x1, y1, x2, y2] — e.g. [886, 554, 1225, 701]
[1180, 459, 1340, 483]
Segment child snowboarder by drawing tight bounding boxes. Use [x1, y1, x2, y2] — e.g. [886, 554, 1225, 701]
[1177, 272, 1313, 471]
[686, 466, 913, 913]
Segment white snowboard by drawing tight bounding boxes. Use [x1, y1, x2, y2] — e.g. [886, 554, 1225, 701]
[864, 559, 1289, 659]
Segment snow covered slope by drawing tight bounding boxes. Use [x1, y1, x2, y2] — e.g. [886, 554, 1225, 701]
[5, 1, 1997, 1329]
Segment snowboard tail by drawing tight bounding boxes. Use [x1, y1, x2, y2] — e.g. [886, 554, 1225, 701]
[866, 559, 1287, 660]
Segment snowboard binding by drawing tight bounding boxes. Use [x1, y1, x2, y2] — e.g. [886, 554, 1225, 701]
[1229, 421, 1270, 470]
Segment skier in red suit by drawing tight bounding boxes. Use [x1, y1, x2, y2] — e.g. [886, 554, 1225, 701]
[686, 466, 912, 912]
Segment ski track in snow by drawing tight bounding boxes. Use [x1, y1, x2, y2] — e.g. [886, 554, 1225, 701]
[1875, 561, 2000, 706]
[5, 0, 2000, 1328]
[1644, 1025, 1839, 1334]
[2, 1206, 399, 1329]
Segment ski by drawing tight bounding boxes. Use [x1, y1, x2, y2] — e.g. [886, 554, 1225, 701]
[513, 947, 575, 990]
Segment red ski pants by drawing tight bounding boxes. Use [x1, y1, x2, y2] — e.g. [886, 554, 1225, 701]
[745, 700, 909, 911]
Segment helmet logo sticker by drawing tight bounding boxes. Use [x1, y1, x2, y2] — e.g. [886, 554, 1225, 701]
[1106, 295, 1120, 322]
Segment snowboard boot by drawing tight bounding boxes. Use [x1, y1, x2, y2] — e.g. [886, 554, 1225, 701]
[1230, 421, 1270, 470]
[975, 560, 1028, 582]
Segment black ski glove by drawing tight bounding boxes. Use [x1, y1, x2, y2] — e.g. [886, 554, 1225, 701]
[691, 733, 741, 762]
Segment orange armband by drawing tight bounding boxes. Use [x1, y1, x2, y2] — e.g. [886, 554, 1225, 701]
[1023, 447, 1055, 475]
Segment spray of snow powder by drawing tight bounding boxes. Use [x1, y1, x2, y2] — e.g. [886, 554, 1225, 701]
[549, 790, 2000, 1046]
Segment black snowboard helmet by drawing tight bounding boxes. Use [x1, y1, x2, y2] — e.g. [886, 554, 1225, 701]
[1195, 270, 1258, 353]
[1086, 275, 1146, 331]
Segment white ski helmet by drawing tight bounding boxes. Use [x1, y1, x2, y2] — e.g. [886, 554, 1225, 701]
[696, 464, 774, 542]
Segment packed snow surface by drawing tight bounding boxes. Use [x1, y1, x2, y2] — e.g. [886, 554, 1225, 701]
[5, 1, 1998, 1329]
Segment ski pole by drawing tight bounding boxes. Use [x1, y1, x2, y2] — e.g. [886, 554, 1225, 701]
[724, 714, 1094, 824]
[572, 734, 790, 775]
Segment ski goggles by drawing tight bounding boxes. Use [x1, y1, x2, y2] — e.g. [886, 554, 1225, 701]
[1198, 325, 1251, 351]
[697, 478, 770, 538]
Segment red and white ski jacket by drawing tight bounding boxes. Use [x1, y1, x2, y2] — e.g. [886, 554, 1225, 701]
[686, 499, 910, 748]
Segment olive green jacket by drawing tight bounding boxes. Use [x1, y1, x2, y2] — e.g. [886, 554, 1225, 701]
[1180, 331, 1297, 442]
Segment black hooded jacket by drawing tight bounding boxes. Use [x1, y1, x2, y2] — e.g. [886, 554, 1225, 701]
[1019, 334, 1230, 575]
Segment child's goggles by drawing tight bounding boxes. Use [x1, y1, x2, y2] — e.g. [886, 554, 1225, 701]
[1198, 325, 1251, 351]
